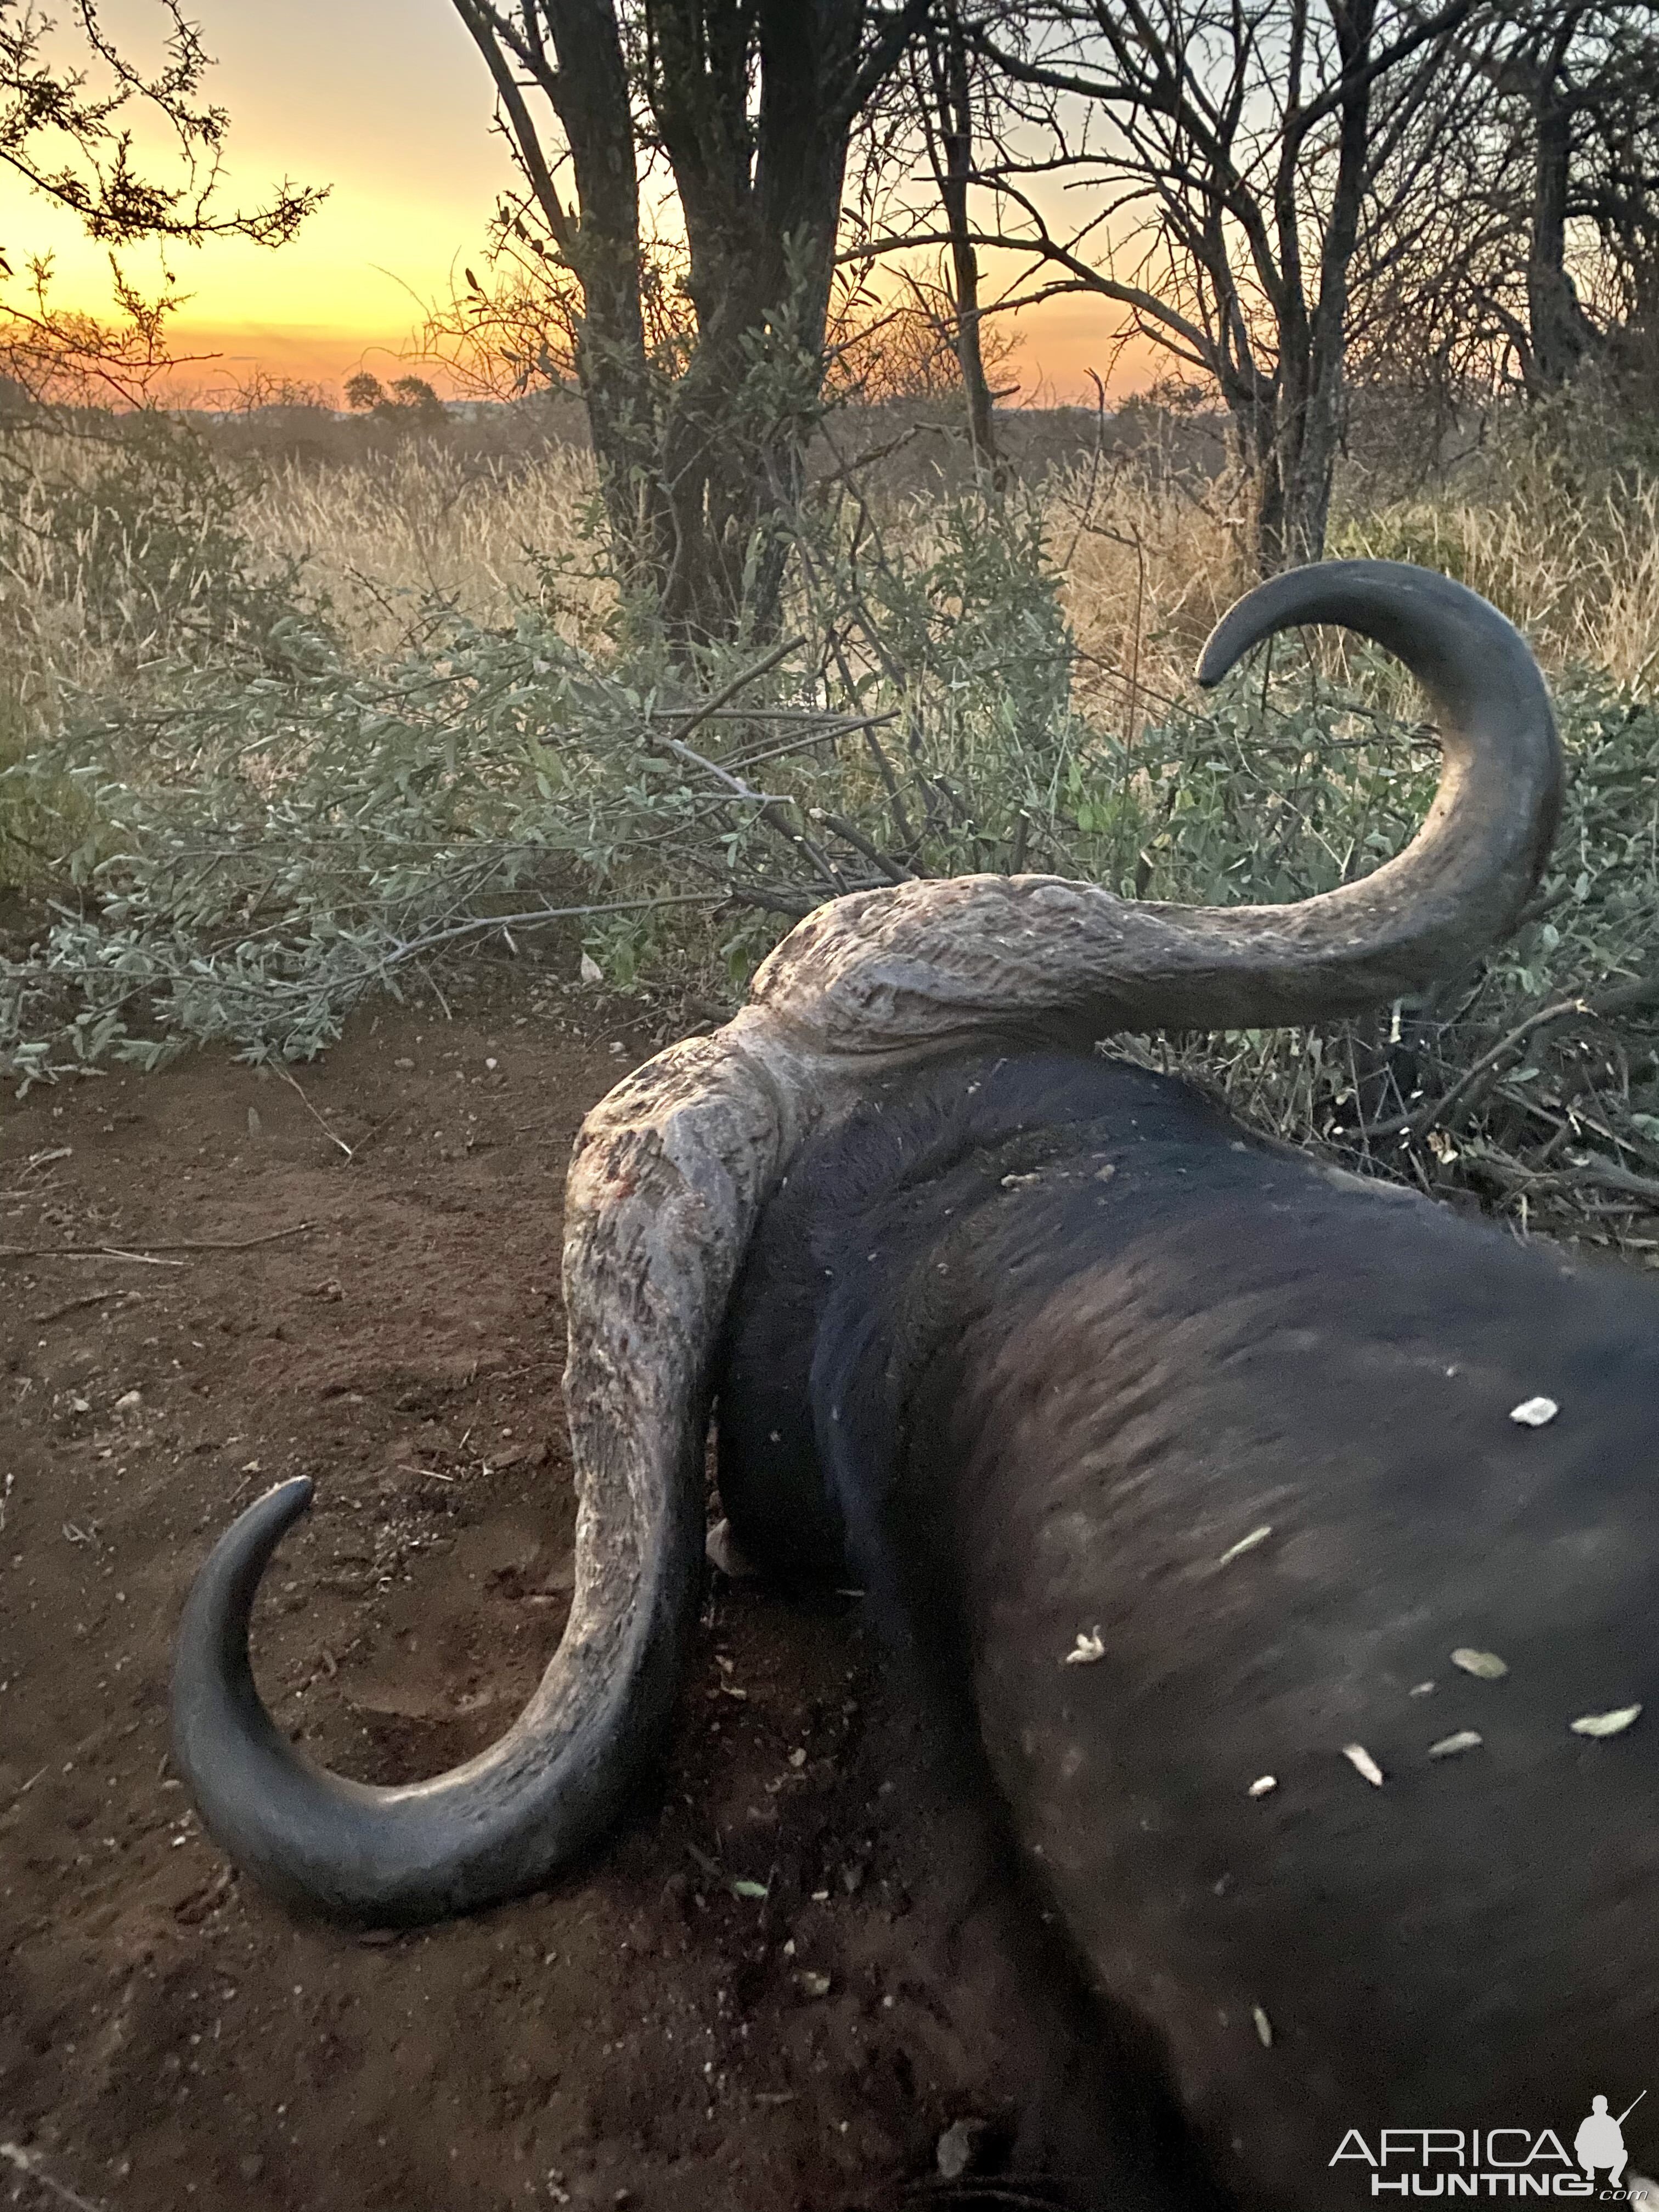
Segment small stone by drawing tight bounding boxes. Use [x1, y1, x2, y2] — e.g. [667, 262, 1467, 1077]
[1248, 1775, 1277, 1797]
[705, 1518, 759, 1579]
[1451, 1648, 1509, 1680]
[937, 2118, 990, 2181]
[1427, 1730, 1483, 1759]
[238, 2155, 264, 2183]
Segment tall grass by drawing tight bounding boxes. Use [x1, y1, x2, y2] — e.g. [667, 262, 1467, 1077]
[236, 440, 616, 657]
[4, 411, 1640, 708]
[1336, 477, 1659, 693]
[226, 432, 1659, 706]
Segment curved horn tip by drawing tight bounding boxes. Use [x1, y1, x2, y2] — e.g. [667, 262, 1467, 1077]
[233, 1473, 315, 1553]
[1192, 558, 1528, 692]
[176, 1474, 315, 1653]
[268, 1471, 315, 1516]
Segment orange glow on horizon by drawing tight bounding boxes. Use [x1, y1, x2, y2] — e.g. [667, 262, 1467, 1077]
[136, 310, 1170, 414]
[0, 1, 1177, 416]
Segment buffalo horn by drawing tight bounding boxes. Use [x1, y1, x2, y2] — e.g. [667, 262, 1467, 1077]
[171, 561, 1561, 1922]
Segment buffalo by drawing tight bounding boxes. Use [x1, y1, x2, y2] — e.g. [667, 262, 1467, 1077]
[171, 562, 1659, 2205]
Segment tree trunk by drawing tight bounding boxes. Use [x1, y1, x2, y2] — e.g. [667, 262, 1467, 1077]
[648, 1, 862, 640]
[463, 0, 670, 596]
[1237, 323, 1344, 577]
[1283, 0, 1374, 568]
[927, 5, 1003, 483]
[1526, 82, 1599, 392]
[1245, 391, 1291, 575]
[458, 0, 926, 648]
[1245, 0, 1375, 574]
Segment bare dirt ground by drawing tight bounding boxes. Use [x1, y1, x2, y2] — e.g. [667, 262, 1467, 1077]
[0, 974, 1108, 2212]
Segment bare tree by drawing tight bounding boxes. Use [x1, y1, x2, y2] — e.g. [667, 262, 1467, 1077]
[1595, 29, 1659, 389]
[1515, 5, 1605, 387]
[0, 0, 323, 406]
[870, 0, 1485, 571]
[1496, 2, 1659, 392]
[1344, 1, 1659, 422]
[1341, 48, 1525, 428]
[915, 2, 1006, 477]
[448, 0, 931, 645]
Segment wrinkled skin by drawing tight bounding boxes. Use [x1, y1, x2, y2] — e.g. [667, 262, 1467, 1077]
[717, 1048, 1659, 2209]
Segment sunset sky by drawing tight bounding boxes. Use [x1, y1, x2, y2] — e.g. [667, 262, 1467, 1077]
[0, 0, 1148, 408]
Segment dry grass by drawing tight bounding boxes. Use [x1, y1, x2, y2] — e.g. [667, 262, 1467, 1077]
[4, 409, 1655, 710]
[222, 434, 1659, 706]
[1337, 476, 1659, 693]
[235, 439, 1255, 706]
[236, 440, 615, 655]
[1042, 462, 1250, 732]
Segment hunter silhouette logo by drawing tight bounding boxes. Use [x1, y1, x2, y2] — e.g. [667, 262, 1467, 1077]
[1576, 2097, 1645, 2190]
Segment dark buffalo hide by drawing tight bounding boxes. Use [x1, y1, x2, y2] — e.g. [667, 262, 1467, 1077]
[716, 1048, 1659, 2210]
